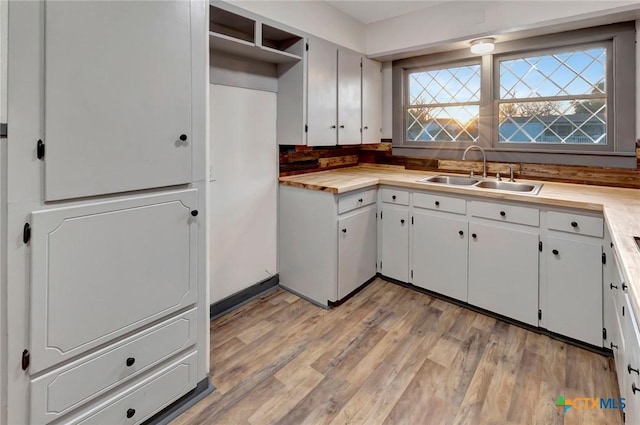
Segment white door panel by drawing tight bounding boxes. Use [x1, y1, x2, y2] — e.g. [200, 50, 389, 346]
[468, 222, 538, 326]
[307, 39, 337, 146]
[338, 206, 377, 299]
[380, 206, 409, 282]
[362, 58, 382, 144]
[30, 189, 198, 373]
[44, 1, 192, 200]
[546, 236, 602, 346]
[337, 49, 361, 145]
[412, 212, 468, 302]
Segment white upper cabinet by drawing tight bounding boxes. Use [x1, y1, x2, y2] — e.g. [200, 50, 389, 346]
[307, 39, 338, 146]
[44, 1, 192, 201]
[337, 48, 362, 145]
[282, 36, 381, 146]
[361, 58, 382, 144]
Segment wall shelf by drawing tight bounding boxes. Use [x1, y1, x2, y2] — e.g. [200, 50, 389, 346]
[209, 5, 303, 65]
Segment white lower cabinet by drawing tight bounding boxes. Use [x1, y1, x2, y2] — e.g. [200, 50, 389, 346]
[468, 221, 539, 326]
[279, 186, 377, 305]
[412, 210, 468, 302]
[620, 294, 640, 423]
[30, 189, 199, 373]
[30, 308, 197, 424]
[67, 351, 198, 425]
[545, 235, 602, 346]
[380, 205, 409, 282]
[338, 206, 377, 299]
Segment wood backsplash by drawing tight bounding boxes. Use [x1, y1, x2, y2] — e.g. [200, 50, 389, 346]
[280, 141, 640, 189]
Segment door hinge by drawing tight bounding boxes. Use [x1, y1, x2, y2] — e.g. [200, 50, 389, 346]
[304, 124, 308, 133]
[376, 212, 378, 219]
[380, 261, 382, 270]
[538, 309, 542, 320]
[21, 349, 30, 371]
[411, 216, 414, 225]
[36, 139, 45, 160]
[23, 223, 31, 244]
[539, 241, 542, 252]
[410, 269, 413, 279]
[603, 327, 607, 340]
[305, 42, 309, 51]
[623, 306, 625, 316]
[602, 252, 607, 265]
[380, 211, 383, 219]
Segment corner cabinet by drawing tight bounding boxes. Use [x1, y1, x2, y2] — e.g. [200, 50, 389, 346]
[541, 209, 604, 346]
[279, 36, 382, 146]
[279, 185, 377, 306]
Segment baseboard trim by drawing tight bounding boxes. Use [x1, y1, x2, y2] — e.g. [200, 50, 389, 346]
[210, 274, 279, 320]
[148, 377, 215, 425]
[379, 273, 611, 357]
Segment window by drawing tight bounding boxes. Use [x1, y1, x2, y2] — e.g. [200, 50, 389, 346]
[392, 23, 636, 168]
[406, 63, 480, 142]
[497, 46, 607, 146]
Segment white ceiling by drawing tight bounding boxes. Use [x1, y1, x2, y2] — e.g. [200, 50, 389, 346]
[324, 1, 452, 24]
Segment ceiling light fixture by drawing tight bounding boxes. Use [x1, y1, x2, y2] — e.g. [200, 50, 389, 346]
[470, 38, 495, 55]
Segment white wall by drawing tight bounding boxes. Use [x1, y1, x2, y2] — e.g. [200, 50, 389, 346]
[367, 1, 640, 58]
[209, 84, 278, 304]
[230, 0, 367, 53]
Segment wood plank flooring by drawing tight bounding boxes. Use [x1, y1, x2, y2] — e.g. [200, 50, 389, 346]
[173, 279, 622, 425]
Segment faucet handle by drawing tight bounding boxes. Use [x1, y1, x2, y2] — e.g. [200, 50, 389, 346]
[469, 170, 475, 178]
[496, 172, 502, 181]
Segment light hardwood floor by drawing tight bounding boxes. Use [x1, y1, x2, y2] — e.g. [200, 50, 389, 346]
[174, 278, 622, 425]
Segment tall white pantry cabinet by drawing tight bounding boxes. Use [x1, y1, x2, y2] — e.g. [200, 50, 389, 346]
[2, 1, 210, 424]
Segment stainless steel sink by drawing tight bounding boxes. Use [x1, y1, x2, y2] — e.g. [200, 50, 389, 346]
[417, 175, 480, 186]
[474, 180, 543, 194]
[417, 174, 544, 195]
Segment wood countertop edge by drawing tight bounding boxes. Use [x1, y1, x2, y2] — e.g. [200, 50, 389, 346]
[279, 166, 640, 319]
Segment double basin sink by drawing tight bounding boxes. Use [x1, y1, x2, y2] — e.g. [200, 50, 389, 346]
[417, 175, 543, 195]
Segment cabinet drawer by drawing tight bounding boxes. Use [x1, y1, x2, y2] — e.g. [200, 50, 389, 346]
[547, 211, 603, 237]
[67, 351, 198, 425]
[413, 192, 466, 215]
[31, 309, 197, 424]
[470, 201, 539, 227]
[337, 189, 377, 214]
[380, 188, 409, 206]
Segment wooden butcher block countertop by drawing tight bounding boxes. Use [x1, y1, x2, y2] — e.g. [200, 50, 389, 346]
[280, 164, 640, 317]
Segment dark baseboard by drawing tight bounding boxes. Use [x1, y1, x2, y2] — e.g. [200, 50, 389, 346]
[146, 377, 214, 425]
[379, 273, 611, 357]
[210, 274, 279, 320]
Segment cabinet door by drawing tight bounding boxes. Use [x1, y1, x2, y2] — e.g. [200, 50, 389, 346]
[546, 236, 602, 345]
[338, 206, 377, 299]
[412, 211, 468, 302]
[468, 222, 539, 326]
[307, 39, 337, 146]
[380, 206, 409, 282]
[337, 49, 362, 145]
[44, 1, 192, 201]
[361, 58, 382, 144]
[30, 189, 198, 373]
